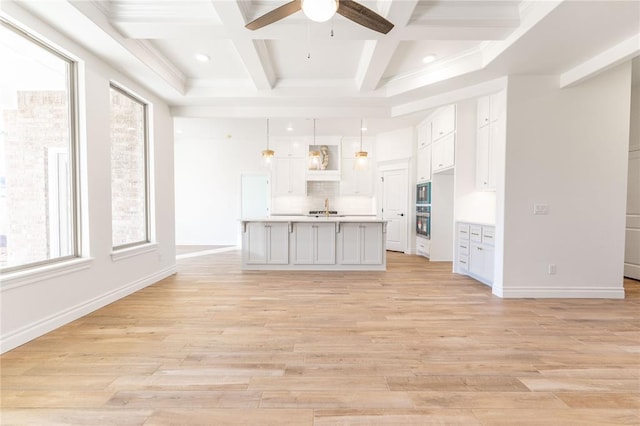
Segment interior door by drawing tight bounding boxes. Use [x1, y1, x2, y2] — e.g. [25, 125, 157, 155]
[625, 149, 640, 280]
[382, 168, 408, 252]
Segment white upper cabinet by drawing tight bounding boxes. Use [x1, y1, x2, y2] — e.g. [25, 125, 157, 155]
[417, 143, 432, 183]
[431, 104, 456, 142]
[477, 96, 491, 128]
[272, 137, 305, 158]
[273, 157, 306, 196]
[476, 90, 505, 191]
[432, 133, 455, 173]
[490, 89, 506, 122]
[417, 121, 432, 148]
[340, 137, 374, 196]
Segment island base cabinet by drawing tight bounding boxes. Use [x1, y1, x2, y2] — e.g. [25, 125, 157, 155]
[292, 223, 336, 265]
[339, 223, 384, 265]
[242, 220, 386, 270]
[244, 222, 289, 265]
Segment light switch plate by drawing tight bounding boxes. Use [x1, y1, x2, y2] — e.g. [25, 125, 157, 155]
[533, 204, 550, 215]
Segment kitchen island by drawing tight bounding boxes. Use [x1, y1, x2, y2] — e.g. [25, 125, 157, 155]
[241, 216, 387, 271]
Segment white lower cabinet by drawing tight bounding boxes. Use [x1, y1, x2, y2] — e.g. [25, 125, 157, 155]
[244, 222, 289, 265]
[456, 222, 494, 286]
[416, 236, 430, 258]
[292, 223, 336, 265]
[339, 223, 384, 265]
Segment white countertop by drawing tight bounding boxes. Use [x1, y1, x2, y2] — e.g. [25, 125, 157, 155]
[242, 216, 386, 223]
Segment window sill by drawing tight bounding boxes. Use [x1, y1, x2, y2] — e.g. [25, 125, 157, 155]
[111, 242, 158, 262]
[1, 257, 94, 291]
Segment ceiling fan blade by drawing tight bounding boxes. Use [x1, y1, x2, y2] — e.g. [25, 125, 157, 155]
[337, 0, 394, 34]
[245, 0, 302, 30]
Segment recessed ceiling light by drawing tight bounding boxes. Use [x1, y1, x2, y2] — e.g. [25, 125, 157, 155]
[195, 53, 210, 63]
[286, 126, 293, 131]
[422, 54, 436, 64]
[361, 126, 367, 131]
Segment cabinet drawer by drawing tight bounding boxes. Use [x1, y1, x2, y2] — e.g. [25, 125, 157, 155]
[458, 240, 470, 255]
[458, 254, 469, 272]
[482, 227, 495, 246]
[416, 237, 430, 257]
[469, 225, 482, 243]
[458, 224, 470, 241]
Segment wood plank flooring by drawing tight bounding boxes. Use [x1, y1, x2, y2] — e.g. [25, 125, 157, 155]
[2, 251, 639, 425]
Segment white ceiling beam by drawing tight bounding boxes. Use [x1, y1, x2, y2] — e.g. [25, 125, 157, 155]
[7, 0, 187, 97]
[171, 104, 391, 119]
[209, 1, 276, 90]
[383, 48, 484, 98]
[559, 33, 640, 88]
[355, 0, 419, 92]
[391, 76, 508, 117]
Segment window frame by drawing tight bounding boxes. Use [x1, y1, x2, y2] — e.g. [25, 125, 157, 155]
[109, 83, 151, 251]
[0, 18, 81, 275]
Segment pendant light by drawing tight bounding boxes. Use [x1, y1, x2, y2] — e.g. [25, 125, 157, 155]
[354, 118, 369, 171]
[262, 118, 274, 162]
[309, 118, 321, 170]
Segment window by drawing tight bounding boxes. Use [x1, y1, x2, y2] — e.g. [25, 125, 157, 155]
[0, 19, 79, 273]
[109, 84, 149, 249]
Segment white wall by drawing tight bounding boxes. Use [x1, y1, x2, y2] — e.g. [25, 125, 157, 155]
[174, 120, 267, 246]
[0, 6, 176, 353]
[497, 64, 632, 298]
[376, 127, 415, 162]
[630, 83, 640, 152]
[174, 125, 379, 245]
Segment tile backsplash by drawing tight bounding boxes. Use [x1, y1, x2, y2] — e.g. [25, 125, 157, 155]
[271, 181, 376, 215]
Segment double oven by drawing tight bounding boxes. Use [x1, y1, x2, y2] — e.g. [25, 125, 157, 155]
[416, 182, 431, 239]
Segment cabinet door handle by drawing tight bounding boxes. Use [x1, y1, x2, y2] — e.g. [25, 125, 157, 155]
[398, 213, 404, 217]
[460, 245, 467, 249]
[460, 260, 467, 264]
[471, 232, 480, 236]
[477, 247, 483, 251]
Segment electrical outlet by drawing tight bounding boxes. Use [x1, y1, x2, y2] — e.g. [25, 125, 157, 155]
[533, 204, 550, 215]
[548, 264, 556, 275]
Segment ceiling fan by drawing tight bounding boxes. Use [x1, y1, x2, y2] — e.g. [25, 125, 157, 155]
[245, 0, 394, 34]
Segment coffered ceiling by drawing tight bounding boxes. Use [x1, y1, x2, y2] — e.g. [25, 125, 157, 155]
[5, 0, 640, 135]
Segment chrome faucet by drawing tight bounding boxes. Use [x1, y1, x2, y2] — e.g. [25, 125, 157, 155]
[324, 198, 329, 217]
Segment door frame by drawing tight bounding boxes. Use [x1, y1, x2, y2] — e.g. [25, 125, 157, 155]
[377, 159, 411, 254]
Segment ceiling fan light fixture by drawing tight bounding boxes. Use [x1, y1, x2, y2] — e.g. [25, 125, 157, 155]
[302, 0, 338, 22]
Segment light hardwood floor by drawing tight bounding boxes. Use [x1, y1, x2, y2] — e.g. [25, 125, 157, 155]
[1, 251, 639, 425]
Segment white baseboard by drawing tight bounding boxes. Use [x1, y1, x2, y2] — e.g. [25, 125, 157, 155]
[493, 285, 625, 299]
[624, 263, 640, 280]
[0, 265, 177, 354]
